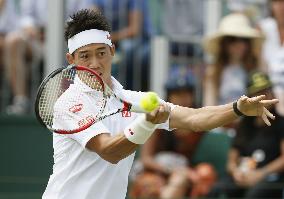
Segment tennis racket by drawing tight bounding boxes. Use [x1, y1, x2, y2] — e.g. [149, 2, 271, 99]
[35, 64, 159, 134]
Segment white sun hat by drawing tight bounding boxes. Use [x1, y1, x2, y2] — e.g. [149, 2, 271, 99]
[203, 13, 264, 56]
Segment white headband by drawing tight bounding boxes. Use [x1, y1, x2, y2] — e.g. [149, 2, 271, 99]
[68, 29, 112, 54]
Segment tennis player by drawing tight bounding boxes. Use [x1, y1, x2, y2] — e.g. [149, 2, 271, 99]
[42, 9, 279, 199]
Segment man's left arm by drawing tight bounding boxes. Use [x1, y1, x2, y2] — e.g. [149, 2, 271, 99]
[169, 95, 279, 131]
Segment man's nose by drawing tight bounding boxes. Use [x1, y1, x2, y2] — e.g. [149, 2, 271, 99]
[89, 59, 101, 69]
[89, 64, 100, 70]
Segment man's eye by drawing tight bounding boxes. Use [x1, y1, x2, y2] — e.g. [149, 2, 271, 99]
[99, 52, 106, 56]
[80, 54, 88, 59]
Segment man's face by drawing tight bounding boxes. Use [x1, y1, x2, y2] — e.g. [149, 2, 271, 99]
[66, 43, 115, 86]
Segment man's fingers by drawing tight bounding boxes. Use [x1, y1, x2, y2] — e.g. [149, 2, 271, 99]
[157, 105, 170, 122]
[260, 99, 279, 105]
[147, 104, 170, 123]
[158, 104, 165, 112]
[149, 107, 159, 117]
[263, 107, 275, 120]
[248, 95, 266, 103]
[239, 95, 279, 123]
[262, 113, 271, 126]
[240, 95, 249, 102]
[164, 103, 171, 113]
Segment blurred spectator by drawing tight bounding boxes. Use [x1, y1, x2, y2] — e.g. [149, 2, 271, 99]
[65, 0, 90, 19]
[129, 66, 217, 199]
[0, 0, 19, 107]
[86, 0, 153, 91]
[207, 71, 284, 199]
[0, 0, 19, 66]
[4, 0, 47, 114]
[258, 0, 284, 116]
[226, 0, 268, 25]
[162, 0, 204, 57]
[203, 13, 264, 106]
[163, 0, 203, 41]
[3, 0, 89, 114]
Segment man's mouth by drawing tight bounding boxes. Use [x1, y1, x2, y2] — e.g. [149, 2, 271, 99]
[88, 68, 103, 77]
[89, 72, 102, 78]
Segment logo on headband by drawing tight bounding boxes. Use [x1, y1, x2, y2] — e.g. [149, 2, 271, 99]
[107, 34, 111, 40]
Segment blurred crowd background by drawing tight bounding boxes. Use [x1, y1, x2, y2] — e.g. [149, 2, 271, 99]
[1, 0, 284, 116]
[1, 0, 284, 199]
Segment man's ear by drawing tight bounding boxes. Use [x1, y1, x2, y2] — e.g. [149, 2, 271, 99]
[110, 45, 115, 56]
[66, 53, 75, 64]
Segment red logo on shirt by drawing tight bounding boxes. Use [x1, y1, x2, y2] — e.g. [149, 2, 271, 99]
[122, 111, 131, 117]
[69, 104, 83, 113]
[78, 115, 95, 127]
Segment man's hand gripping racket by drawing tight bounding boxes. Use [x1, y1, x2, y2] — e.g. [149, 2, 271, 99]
[35, 65, 160, 134]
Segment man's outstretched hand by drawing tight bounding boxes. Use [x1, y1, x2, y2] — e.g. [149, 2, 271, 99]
[237, 95, 279, 126]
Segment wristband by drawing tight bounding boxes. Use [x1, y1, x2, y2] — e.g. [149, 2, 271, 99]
[233, 101, 245, 117]
[124, 114, 158, 144]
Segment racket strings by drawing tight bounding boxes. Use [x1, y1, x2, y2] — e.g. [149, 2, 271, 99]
[77, 71, 115, 121]
[77, 71, 104, 92]
[37, 66, 125, 133]
[39, 68, 108, 131]
[39, 74, 62, 127]
[39, 69, 77, 127]
[77, 70, 107, 120]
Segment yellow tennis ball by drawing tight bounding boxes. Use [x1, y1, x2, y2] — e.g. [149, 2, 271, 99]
[140, 92, 159, 112]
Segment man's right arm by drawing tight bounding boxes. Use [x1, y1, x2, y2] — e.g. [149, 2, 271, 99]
[86, 133, 138, 164]
[86, 104, 171, 164]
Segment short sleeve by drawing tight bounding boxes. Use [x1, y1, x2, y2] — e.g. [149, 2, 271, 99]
[67, 122, 110, 148]
[52, 95, 110, 148]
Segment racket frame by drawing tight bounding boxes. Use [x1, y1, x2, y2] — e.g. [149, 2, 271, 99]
[35, 65, 134, 134]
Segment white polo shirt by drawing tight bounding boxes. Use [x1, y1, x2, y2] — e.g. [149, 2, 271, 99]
[42, 76, 173, 199]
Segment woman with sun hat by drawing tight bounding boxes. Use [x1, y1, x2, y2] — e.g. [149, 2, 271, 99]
[203, 13, 264, 106]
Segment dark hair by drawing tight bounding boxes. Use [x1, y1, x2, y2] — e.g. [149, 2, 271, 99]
[64, 9, 111, 43]
[212, 36, 258, 90]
